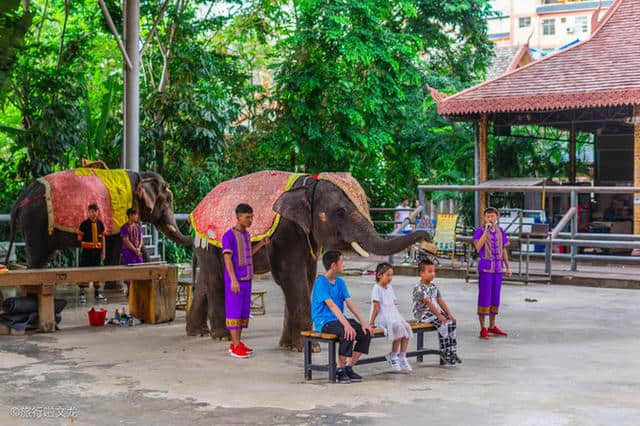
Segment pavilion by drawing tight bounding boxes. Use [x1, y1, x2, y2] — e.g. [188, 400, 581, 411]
[429, 0, 640, 235]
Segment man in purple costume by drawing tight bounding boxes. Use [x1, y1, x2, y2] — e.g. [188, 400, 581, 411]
[473, 207, 511, 339]
[222, 203, 270, 359]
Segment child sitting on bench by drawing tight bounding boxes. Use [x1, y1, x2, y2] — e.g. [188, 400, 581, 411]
[311, 250, 373, 384]
[369, 262, 413, 372]
[412, 258, 461, 365]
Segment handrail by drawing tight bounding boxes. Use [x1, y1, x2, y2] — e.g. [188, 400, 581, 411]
[418, 185, 640, 193]
[551, 207, 576, 239]
[389, 205, 424, 236]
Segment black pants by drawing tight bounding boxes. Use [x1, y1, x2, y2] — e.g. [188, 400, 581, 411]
[322, 319, 371, 358]
[79, 249, 101, 267]
[79, 249, 101, 291]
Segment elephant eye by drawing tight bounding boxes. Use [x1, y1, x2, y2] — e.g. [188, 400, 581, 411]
[334, 208, 346, 221]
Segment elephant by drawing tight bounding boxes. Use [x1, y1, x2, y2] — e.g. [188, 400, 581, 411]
[186, 173, 429, 351]
[3, 169, 193, 300]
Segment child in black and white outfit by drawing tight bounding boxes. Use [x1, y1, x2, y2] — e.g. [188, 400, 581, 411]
[412, 259, 461, 365]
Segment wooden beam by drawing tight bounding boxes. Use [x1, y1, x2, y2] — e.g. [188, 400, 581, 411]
[98, 0, 133, 70]
[479, 113, 489, 214]
[569, 122, 576, 183]
[634, 106, 640, 236]
[0, 264, 177, 287]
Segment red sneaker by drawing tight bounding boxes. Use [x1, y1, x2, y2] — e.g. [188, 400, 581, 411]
[238, 342, 254, 354]
[479, 327, 489, 339]
[488, 326, 508, 337]
[230, 344, 251, 359]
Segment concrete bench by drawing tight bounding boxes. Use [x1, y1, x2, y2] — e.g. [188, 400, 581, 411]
[301, 320, 440, 382]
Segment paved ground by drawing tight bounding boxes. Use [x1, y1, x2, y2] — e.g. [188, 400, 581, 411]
[1, 266, 640, 425]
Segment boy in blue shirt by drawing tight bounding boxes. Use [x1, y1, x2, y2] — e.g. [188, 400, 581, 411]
[311, 250, 373, 383]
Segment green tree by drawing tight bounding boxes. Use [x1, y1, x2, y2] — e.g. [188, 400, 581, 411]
[253, 0, 493, 208]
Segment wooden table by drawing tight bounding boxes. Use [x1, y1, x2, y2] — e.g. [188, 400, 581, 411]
[0, 264, 178, 332]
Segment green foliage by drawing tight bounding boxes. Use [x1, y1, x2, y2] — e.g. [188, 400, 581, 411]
[0, 0, 502, 251]
[253, 0, 493, 208]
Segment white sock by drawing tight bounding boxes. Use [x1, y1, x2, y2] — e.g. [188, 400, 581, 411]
[391, 352, 399, 360]
[400, 352, 407, 359]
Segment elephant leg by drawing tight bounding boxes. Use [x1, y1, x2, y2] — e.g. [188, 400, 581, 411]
[186, 249, 211, 336]
[273, 263, 313, 352]
[186, 275, 209, 336]
[209, 252, 229, 341]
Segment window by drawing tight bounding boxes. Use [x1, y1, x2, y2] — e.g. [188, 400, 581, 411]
[575, 16, 588, 32]
[543, 19, 556, 35]
[519, 17, 531, 28]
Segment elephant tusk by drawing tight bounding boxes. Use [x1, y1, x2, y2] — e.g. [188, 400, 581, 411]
[350, 241, 370, 257]
[167, 224, 177, 233]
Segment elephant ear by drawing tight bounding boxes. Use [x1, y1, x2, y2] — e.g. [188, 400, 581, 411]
[136, 179, 157, 212]
[273, 188, 311, 234]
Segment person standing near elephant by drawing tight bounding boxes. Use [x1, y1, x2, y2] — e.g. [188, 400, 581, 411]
[120, 208, 144, 297]
[311, 250, 373, 383]
[473, 207, 511, 339]
[121, 208, 143, 265]
[223, 203, 270, 359]
[77, 203, 106, 303]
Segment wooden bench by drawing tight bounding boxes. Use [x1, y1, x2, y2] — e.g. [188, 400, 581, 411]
[176, 279, 193, 311]
[0, 264, 178, 332]
[250, 289, 266, 315]
[177, 276, 266, 316]
[301, 320, 440, 382]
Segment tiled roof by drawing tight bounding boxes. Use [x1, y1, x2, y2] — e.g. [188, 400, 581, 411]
[486, 46, 520, 80]
[434, 0, 640, 116]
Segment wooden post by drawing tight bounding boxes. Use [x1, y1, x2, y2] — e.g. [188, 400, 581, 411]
[634, 106, 640, 236]
[38, 285, 55, 332]
[569, 122, 577, 183]
[479, 113, 489, 214]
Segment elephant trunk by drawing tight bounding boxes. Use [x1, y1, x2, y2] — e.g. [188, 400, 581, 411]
[345, 219, 430, 256]
[156, 213, 193, 246]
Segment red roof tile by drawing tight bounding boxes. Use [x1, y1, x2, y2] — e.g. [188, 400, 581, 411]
[435, 0, 640, 116]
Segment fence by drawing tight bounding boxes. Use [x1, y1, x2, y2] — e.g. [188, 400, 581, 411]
[418, 184, 640, 274]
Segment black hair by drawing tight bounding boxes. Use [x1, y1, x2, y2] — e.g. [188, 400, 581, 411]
[375, 262, 393, 282]
[418, 258, 434, 273]
[484, 207, 500, 215]
[88, 203, 99, 211]
[322, 250, 342, 271]
[235, 203, 253, 215]
[126, 208, 138, 216]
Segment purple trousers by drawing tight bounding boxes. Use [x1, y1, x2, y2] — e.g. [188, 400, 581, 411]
[478, 271, 502, 316]
[122, 249, 143, 265]
[224, 275, 251, 330]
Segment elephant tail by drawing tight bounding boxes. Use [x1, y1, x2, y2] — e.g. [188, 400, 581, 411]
[191, 250, 198, 290]
[4, 202, 18, 266]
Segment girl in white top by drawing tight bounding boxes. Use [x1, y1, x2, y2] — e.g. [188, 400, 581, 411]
[369, 263, 413, 372]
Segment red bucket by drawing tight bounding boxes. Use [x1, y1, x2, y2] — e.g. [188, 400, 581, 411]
[88, 308, 107, 326]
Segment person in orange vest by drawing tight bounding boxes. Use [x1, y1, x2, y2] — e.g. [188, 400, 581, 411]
[77, 203, 107, 304]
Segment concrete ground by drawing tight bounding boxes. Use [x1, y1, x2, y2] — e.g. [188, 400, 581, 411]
[1, 266, 640, 425]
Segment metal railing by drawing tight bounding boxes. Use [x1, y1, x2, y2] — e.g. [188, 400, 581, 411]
[418, 184, 640, 274]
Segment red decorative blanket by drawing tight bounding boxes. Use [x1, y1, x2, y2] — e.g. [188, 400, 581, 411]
[190, 171, 372, 248]
[38, 169, 133, 236]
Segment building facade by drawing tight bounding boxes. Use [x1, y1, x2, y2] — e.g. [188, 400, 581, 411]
[488, 0, 611, 50]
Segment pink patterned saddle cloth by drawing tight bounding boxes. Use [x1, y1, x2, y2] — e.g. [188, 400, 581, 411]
[190, 171, 372, 248]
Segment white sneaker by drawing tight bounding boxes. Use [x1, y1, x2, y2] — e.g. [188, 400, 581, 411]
[398, 356, 413, 372]
[385, 353, 402, 372]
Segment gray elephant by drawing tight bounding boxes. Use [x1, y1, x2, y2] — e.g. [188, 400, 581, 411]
[186, 172, 429, 351]
[3, 169, 192, 290]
